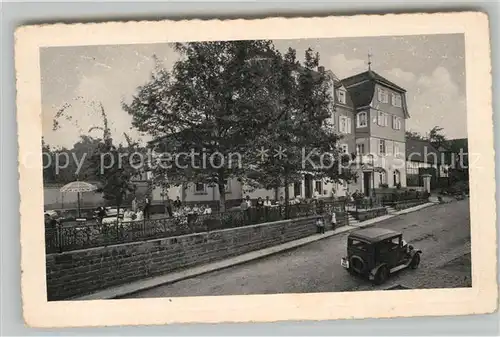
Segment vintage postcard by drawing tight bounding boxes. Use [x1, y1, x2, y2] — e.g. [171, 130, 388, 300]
[15, 12, 496, 328]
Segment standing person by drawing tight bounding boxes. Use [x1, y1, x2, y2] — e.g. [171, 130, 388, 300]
[313, 188, 320, 200]
[173, 196, 182, 210]
[240, 197, 251, 224]
[143, 196, 151, 220]
[96, 206, 106, 225]
[278, 196, 285, 206]
[131, 197, 138, 213]
[256, 197, 264, 221]
[165, 198, 173, 217]
[245, 195, 252, 208]
[263, 196, 273, 221]
[331, 211, 337, 230]
[316, 216, 325, 234]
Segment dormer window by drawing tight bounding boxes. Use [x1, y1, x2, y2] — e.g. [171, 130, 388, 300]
[377, 88, 389, 103]
[337, 89, 347, 104]
[357, 111, 368, 128]
[391, 93, 402, 107]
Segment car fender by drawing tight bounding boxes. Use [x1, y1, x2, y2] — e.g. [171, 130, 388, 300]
[369, 263, 389, 279]
[410, 249, 422, 257]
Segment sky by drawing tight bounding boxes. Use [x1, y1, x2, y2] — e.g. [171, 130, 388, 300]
[40, 34, 466, 149]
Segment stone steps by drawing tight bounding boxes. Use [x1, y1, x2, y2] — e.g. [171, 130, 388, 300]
[347, 214, 360, 226]
[386, 206, 398, 214]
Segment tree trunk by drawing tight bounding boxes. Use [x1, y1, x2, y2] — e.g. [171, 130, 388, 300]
[218, 183, 226, 213]
[284, 171, 290, 219]
[116, 195, 121, 222]
[218, 172, 226, 213]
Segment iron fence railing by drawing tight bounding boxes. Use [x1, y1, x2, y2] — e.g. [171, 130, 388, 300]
[45, 200, 348, 253]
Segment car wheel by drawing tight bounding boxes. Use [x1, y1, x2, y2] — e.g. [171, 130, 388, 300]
[410, 253, 421, 269]
[350, 256, 366, 274]
[374, 266, 389, 285]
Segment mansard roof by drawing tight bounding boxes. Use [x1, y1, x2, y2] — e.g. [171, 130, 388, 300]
[341, 70, 409, 117]
[342, 70, 407, 93]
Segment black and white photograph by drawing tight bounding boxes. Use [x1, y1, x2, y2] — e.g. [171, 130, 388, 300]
[15, 12, 496, 327]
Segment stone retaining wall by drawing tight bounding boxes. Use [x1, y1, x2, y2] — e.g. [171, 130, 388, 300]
[46, 215, 324, 301]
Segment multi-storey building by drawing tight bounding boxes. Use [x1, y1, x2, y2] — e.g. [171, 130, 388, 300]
[151, 67, 410, 204]
[341, 69, 409, 196]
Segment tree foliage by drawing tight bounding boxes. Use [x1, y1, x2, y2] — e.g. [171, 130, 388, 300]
[248, 47, 356, 211]
[123, 40, 284, 211]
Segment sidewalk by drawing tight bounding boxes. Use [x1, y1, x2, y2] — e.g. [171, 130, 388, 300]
[75, 201, 437, 301]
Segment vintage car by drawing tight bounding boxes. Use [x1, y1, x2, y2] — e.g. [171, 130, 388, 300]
[340, 228, 422, 285]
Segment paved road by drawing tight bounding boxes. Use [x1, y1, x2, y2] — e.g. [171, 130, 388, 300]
[125, 200, 471, 298]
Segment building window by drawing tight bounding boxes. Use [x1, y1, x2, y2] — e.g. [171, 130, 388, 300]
[315, 181, 323, 194]
[294, 182, 301, 197]
[377, 111, 388, 126]
[379, 171, 387, 185]
[379, 139, 386, 155]
[394, 143, 400, 157]
[339, 116, 352, 134]
[357, 111, 367, 127]
[341, 144, 349, 154]
[195, 183, 205, 193]
[392, 116, 402, 130]
[337, 89, 347, 104]
[391, 93, 402, 107]
[378, 88, 389, 103]
[331, 112, 336, 126]
[393, 170, 401, 186]
[356, 144, 365, 155]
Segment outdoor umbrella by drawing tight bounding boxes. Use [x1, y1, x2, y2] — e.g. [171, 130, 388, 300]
[60, 181, 98, 218]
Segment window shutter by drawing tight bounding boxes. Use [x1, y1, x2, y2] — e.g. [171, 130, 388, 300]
[384, 114, 388, 126]
[347, 118, 352, 133]
[378, 89, 383, 102]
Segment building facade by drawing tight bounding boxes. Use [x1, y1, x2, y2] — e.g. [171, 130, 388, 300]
[151, 67, 410, 203]
[341, 69, 409, 196]
[405, 138, 449, 190]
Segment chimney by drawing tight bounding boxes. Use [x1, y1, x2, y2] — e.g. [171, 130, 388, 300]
[318, 66, 325, 72]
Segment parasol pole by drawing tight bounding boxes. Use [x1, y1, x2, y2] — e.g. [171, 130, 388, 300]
[77, 192, 81, 218]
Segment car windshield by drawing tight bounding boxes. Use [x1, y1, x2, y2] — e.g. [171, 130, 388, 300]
[349, 238, 369, 251]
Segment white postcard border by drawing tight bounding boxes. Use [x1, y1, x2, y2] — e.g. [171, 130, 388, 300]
[15, 12, 497, 327]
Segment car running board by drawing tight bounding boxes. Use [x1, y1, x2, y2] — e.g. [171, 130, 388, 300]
[390, 260, 411, 273]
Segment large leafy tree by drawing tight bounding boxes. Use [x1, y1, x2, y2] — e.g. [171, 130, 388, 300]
[249, 47, 356, 215]
[123, 41, 283, 212]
